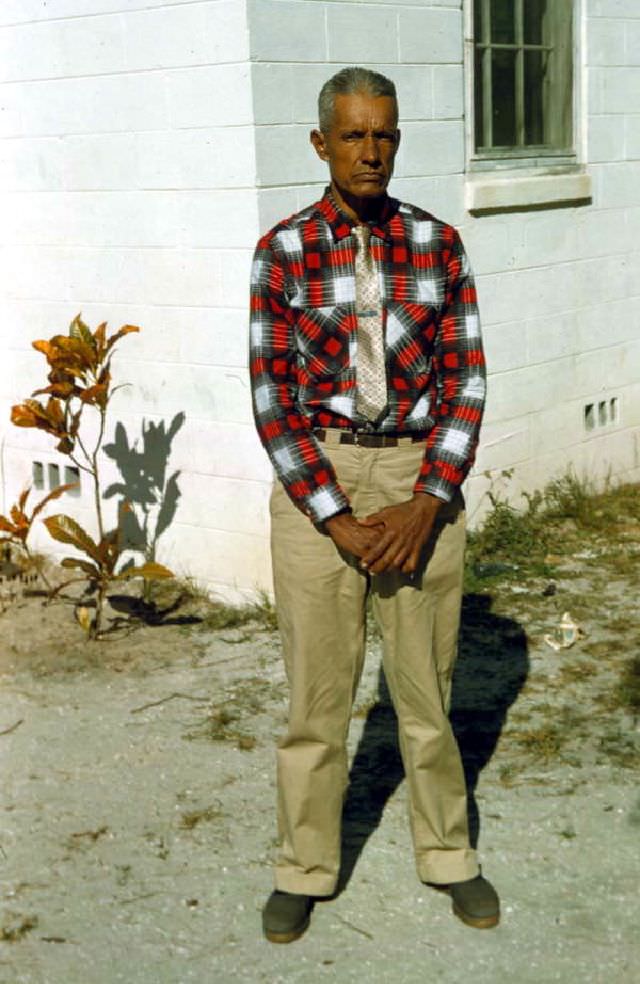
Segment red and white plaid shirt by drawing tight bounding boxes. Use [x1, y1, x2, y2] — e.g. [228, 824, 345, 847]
[249, 189, 486, 524]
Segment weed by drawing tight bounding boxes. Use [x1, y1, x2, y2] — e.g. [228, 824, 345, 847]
[0, 914, 38, 942]
[614, 655, 640, 719]
[597, 727, 640, 768]
[557, 659, 598, 684]
[178, 806, 222, 830]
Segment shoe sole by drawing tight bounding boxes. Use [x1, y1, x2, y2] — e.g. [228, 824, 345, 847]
[263, 915, 311, 944]
[452, 902, 500, 930]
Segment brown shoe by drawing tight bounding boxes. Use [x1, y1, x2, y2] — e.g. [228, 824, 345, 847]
[449, 874, 500, 929]
[262, 890, 313, 944]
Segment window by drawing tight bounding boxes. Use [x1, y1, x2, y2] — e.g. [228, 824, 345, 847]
[473, 0, 574, 160]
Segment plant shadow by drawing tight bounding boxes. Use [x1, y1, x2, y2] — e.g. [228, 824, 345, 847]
[335, 592, 529, 894]
[100, 412, 195, 628]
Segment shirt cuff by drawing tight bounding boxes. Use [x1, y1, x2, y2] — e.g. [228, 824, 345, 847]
[413, 476, 455, 504]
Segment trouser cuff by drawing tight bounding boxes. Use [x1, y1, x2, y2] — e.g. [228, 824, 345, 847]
[274, 866, 337, 898]
[417, 848, 479, 885]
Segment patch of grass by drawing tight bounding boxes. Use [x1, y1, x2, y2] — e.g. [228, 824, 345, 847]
[1, 914, 38, 942]
[178, 805, 223, 830]
[597, 727, 640, 768]
[557, 659, 598, 684]
[514, 722, 567, 761]
[182, 705, 258, 749]
[614, 655, 640, 718]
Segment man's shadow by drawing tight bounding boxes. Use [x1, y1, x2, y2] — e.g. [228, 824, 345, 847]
[335, 592, 529, 893]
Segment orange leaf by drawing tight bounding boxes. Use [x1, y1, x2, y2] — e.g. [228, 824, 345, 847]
[0, 516, 16, 533]
[31, 483, 79, 520]
[61, 557, 100, 578]
[43, 514, 101, 563]
[106, 324, 140, 354]
[115, 561, 173, 580]
[79, 383, 108, 407]
[11, 404, 39, 428]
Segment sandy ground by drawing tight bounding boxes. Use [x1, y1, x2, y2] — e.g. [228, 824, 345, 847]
[1, 543, 639, 984]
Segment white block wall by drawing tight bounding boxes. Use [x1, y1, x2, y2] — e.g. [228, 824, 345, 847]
[1, 0, 639, 601]
[0, 0, 272, 601]
[248, 0, 640, 529]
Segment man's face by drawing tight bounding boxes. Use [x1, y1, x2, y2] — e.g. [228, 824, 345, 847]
[311, 91, 400, 210]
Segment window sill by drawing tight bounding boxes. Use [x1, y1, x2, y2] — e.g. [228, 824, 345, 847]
[465, 169, 592, 215]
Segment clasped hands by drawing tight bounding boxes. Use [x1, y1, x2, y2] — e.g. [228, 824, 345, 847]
[324, 494, 442, 575]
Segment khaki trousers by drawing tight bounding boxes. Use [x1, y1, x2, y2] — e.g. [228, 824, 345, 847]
[270, 438, 479, 896]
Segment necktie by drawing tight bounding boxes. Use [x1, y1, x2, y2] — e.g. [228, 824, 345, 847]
[353, 225, 387, 424]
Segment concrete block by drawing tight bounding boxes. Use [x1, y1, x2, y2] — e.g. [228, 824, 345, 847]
[249, 0, 326, 62]
[174, 473, 270, 537]
[160, 523, 272, 595]
[166, 419, 271, 483]
[111, 361, 253, 426]
[177, 191, 260, 249]
[589, 0, 640, 18]
[398, 6, 463, 64]
[252, 64, 295, 125]
[526, 311, 579, 365]
[177, 307, 250, 370]
[395, 121, 464, 177]
[626, 20, 640, 66]
[258, 187, 302, 234]
[575, 296, 640, 352]
[431, 64, 463, 119]
[326, 5, 398, 63]
[624, 115, 640, 159]
[473, 418, 530, 472]
[482, 322, 529, 374]
[588, 114, 626, 163]
[63, 132, 141, 191]
[167, 64, 253, 129]
[587, 17, 626, 66]
[3, 191, 180, 249]
[0, 15, 125, 83]
[0, 136, 67, 191]
[484, 356, 572, 423]
[255, 125, 327, 187]
[137, 127, 257, 190]
[122, 1, 249, 71]
[599, 67, 640, 114]
[0, 73, 169, 139]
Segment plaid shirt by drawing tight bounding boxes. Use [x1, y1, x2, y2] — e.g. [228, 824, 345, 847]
[249, 189, 486, 524]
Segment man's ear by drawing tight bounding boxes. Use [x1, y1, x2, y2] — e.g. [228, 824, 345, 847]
[310, 129, 328, 162]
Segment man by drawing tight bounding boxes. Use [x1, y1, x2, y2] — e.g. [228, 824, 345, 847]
[249, 67, 498, 943]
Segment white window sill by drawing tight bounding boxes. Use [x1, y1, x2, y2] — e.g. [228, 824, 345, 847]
[465, 169, 592, 215]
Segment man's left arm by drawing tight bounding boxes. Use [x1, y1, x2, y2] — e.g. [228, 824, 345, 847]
[358, 228, 486, 574]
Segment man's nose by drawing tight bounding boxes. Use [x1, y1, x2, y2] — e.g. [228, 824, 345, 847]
[361, 135, 381, 164]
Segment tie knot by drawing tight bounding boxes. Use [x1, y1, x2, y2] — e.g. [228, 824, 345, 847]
[353, 225, 371, 251]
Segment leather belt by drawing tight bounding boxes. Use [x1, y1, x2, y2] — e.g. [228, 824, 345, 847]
[314, 428, 427, 448]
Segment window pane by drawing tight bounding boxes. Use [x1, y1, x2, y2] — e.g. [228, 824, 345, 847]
[492, 49, 517, 146]
[475, 48, 486, 147]
[474, 0, 483, 42]
[491, 0, 515, 45]
[523, 0, 546, 46]
[524, 49, 545, 143]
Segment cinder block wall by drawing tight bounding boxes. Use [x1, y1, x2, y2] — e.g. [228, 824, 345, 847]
[1, 0, 639, 601]
[248, 0, 640, 529]
[0, 0, 272, 600]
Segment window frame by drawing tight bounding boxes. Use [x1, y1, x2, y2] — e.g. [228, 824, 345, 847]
[463, 0, 590, 212]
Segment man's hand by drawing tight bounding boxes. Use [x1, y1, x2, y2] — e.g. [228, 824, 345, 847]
[324, 512, 385, 560]
[357, 494, 443, 575]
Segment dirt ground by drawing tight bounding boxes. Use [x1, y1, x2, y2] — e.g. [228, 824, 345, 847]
[1, 499, 639, 984]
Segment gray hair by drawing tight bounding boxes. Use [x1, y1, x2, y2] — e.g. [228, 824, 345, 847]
[318, 67, 397, 133]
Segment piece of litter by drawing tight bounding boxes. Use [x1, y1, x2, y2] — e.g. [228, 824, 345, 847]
[544, 612, 586, 651]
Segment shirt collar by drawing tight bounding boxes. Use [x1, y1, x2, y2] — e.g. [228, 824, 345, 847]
[316, 186, 397, 243]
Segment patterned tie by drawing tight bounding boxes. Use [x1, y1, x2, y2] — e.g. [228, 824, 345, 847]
[353, 225, 387, 424]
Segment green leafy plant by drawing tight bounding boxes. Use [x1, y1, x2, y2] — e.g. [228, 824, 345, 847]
[9, 315, 173, 637]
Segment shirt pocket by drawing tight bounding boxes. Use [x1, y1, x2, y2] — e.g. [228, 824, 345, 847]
[294, 304, 355, 378]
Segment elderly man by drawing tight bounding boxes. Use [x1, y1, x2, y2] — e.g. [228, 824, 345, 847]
[249, 66, 498, 943]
